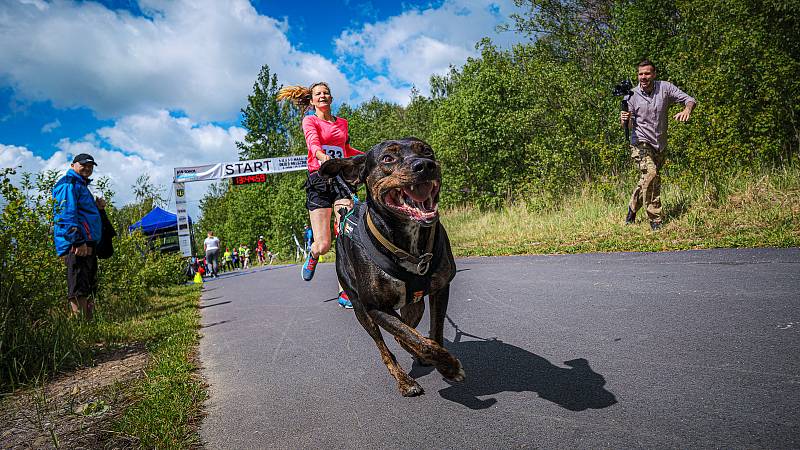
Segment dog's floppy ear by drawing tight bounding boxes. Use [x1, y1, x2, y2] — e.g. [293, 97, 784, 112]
[318, 154, 367, 186]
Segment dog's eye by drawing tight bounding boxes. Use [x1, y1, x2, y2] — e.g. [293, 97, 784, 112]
[418, 147, 433, 157]
[381, 155, 396, 164]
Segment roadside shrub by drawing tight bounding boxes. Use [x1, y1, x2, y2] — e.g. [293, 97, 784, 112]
[0, 169, 190, 391]
[0, 170, 79, 387]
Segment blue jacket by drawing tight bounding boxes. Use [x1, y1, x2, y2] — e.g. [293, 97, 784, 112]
[52, 169, 102, 256]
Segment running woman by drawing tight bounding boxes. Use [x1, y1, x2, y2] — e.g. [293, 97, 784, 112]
[277, 82, 363, 308]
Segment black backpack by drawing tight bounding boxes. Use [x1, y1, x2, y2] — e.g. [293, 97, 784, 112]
[96, 208, 117, 259]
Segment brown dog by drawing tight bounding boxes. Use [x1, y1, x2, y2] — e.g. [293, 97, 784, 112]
[319, 137, 465, 396]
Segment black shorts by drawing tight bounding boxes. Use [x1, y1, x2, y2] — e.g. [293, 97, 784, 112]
[65, 248, 98, 299]
[304, 171, 354, 211]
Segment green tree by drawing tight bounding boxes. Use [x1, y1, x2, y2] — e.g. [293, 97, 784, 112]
[338, 98, 405, 151]
[197, 65, 310, 258]
[237, 65, 300, 159]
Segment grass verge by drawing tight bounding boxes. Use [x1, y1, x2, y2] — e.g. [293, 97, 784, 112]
[442, 166, 800, 256]
[0, 284, 205, 448]
[105, 284, 206, 448]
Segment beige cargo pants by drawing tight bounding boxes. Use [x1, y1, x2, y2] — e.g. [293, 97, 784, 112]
[628, 143, 665, 224]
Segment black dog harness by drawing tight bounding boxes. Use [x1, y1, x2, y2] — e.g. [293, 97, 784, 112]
[340, 202, 450, 304]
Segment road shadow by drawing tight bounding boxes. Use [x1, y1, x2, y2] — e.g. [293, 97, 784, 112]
[200, 319, 232, 329]
[410, 318, 617, 411]
[198, 301, 232, 309]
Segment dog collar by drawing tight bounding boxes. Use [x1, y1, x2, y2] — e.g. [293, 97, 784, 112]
[365, 209, 436, 275]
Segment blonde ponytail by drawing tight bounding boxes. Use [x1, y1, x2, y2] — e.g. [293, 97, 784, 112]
[277, 85, 312, 113]
[276, 82, 331, 114]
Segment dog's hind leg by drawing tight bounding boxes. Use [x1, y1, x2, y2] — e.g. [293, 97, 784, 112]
[428, 287, 465, 380]
[428, 287, 450, 346]
[352, 301, 424, 397]
[368, 307, 465, 383]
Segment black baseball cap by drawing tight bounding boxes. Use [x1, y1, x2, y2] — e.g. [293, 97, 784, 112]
[72, 153, 98, 166]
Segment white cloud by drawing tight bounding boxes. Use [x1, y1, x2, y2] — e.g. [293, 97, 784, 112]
[96, 110, 245, 165]
[0, 143, 62, 175]
[0, 144, 71, 197]
[1, 0, 529, 216]
[41, 118, 61, 133]
[335, 0, 525, 104]
[350, 76, 418, 106]
[71, 111, 245, 207]
[0, 0, 350, 122]
[3, 112, 245, 214]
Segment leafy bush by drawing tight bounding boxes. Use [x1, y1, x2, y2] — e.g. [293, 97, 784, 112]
[0, 169, 191, 390]
[197, 1, 798, 261]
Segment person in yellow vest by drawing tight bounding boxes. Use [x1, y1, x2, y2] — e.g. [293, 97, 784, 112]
[222, 247, 232, 272]
[241, 244, 250, 270]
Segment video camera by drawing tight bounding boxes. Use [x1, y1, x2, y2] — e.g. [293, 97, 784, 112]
[613, 80, 634, 141]
[612, 79, 633, 98]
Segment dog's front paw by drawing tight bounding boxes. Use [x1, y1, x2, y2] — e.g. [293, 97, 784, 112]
[438, 358, 466, 382]
[399, 379, 425, 397]
[413, 356, 433, 367]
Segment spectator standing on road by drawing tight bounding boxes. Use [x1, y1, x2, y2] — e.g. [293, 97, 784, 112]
[52, 153, 104, 319]
[277, 82, 363, 309]
[231, 247, 240, 269]
[204, 231, 221, 277]
[621, 59, 696, 231]
[241, 244, 250, 270]
[223, 247, 233, 272]
[303, 224, 313, 256]
[256, 236, 266, 265]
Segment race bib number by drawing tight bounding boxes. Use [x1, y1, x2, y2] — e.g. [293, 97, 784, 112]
[322, 145, 344, 159]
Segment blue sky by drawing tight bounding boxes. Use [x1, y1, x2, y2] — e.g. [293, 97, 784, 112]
[0, 0, 526, 209]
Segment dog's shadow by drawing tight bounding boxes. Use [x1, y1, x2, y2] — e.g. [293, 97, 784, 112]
[410, 324, 617, 411]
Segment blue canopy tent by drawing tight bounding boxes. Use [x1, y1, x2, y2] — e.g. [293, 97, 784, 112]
[129, 207, 193, 253]
[129, 206, 192, 234]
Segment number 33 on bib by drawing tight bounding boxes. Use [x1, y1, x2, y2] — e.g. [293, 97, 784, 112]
[322, 145, 344, 159]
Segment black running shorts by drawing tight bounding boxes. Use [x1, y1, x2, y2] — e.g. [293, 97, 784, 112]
[304, 171, 353, 211]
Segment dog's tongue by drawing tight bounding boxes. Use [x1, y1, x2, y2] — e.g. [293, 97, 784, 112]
[403, 182, 434, 203]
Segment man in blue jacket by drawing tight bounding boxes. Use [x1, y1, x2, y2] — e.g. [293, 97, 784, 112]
[53, 153, 106, 319]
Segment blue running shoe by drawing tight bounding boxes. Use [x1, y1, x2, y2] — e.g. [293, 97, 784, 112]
[338, 291, 353, 309]
[302, 253, 318, 281]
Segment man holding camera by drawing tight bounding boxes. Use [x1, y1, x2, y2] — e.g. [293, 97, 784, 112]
[621, 59, 696, 230]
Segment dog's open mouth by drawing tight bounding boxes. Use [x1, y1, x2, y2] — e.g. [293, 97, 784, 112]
[383, 180, 440, 223]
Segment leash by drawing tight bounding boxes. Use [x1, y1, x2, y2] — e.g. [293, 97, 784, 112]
[365, 209, 436, 275]
[445, 314, 494, 344]
[333, 174, 360, 237]
[333, 174, 359, 203]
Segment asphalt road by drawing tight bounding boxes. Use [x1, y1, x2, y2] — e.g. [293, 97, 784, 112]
[199, 248, 800, 449]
